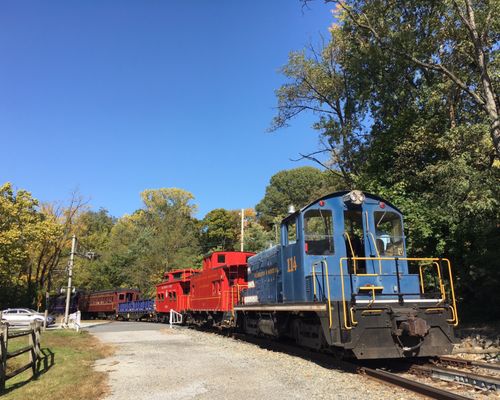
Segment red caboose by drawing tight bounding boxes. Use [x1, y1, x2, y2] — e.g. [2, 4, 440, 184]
[155, 269, 196, 322]
[187, 251, 254, 326]
[79, 288, 141, 319]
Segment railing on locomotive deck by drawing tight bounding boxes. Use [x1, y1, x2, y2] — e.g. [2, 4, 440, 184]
[338, 256, 458, 330]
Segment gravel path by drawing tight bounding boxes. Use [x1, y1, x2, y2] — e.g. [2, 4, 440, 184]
[91, 321, 417, 400]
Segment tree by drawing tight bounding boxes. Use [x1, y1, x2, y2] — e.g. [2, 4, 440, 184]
[331, 0, 499, 159]
[271, 39, 367, 186]
[0, 183, 49, 306]
[92, 188, 202, 295]
[256, 167, 342, 228]
[199, 208, 240, 252]
[0, 183, 86, 308]
[242, 209, 275, 252]
[72, 209, 117, 291]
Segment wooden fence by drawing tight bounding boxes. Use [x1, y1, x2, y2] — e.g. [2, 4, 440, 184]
[0, 320, 42, 393]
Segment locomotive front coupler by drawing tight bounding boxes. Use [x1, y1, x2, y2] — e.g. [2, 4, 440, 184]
[389, 306, 430, 352]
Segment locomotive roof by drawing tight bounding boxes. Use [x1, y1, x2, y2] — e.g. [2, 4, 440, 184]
[282, 190, 402, 224]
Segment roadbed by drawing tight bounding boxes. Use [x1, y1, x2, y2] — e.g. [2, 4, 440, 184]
[90, 321, 415, 400]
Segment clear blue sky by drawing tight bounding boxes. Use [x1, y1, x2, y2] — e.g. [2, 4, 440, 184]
[0, 1, 334, 218]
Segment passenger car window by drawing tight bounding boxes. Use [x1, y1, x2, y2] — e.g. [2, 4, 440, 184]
[374, 211, 404, 256]
[304, 209, 334, 255]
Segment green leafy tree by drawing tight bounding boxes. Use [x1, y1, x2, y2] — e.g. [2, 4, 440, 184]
[72, 209, 117, 291]
[270, 40, 367, 186]
[242, 209, 275, 252]
[0, 183, 85, 308]
[256, 167, 342, 228]
[332, 0, 499, 159]
[92, 188, 202, 295]
[200, 208, 240, 252]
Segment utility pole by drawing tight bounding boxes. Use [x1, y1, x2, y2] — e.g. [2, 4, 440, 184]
[63, 235, 77, 326]
[240, 208, 245, 252]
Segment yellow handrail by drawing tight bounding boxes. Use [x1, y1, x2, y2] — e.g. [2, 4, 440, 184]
[311, 260, 333, 329]
[312, 264, 317, 300]
[419, 262, 446, 301]
[343, 232, 357, 272]
[350, 306, 358, 325]
[358, 285, 384, 307]
[366, 231, 382, 274]
[442, 259, 458, 326]
[339, 256, 459, 329]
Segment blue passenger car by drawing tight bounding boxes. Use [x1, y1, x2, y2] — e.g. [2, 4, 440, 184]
[235, 190, 457, 359]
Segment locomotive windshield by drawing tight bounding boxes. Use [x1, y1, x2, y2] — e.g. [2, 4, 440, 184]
[374, 211, 404, 256]
[304, 209, 334, 255]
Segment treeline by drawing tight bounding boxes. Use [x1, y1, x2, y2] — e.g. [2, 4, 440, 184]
[0, 167, 336, 305]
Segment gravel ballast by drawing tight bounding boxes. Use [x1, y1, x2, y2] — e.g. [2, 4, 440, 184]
[91, 321, 418, 400]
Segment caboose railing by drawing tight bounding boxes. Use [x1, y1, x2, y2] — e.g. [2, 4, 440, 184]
[339, 256, 458, 330]
[230, 283, 248, 317]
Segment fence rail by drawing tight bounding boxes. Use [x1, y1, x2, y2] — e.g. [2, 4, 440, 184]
[0, 320, 42, 393]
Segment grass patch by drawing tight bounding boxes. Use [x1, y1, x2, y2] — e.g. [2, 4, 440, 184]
[3, 329, 113, 400]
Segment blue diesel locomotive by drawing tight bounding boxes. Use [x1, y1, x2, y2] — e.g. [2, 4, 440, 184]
[234, 190, 458, 359]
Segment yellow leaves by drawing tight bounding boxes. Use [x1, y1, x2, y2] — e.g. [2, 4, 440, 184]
[140, 188, 197, 216]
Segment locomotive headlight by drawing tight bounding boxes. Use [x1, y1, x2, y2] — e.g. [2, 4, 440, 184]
[343, 190, 365, 205]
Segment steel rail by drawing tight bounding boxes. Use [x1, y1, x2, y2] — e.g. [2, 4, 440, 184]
[412, 364, 500, 392]
[361, 367, 470, 399]
[437, 355, 500, 372]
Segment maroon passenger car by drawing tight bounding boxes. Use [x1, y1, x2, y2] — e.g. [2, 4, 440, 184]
[79, 288, 141, 318]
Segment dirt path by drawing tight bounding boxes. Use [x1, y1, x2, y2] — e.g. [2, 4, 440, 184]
[90, 321, 414, 400]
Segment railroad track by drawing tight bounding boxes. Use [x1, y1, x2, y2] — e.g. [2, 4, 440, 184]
[224, 332, 475, 400]
[437, 355, 500, 372]
[411, 363, 500, 392]
[359, 367, 471, 400]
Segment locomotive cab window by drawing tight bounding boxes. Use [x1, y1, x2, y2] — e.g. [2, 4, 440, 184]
[344, 210, 366, 273]
[304, 209, 334, 255]
[286, 218, 297, 245]
[374, 211, 404, 256]
[217, 254, 226, 263]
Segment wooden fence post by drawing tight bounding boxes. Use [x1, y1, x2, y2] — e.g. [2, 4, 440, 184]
[0, 322, 7, 393]
[29, 322, 39, 377]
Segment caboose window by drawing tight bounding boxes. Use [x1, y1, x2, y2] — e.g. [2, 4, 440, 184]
[374, 211, 404, 256]
[217, 254, 225, 263]
[304, 209, 334, 255]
